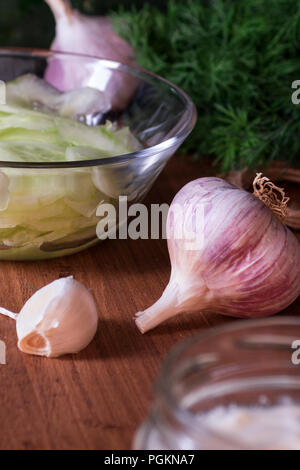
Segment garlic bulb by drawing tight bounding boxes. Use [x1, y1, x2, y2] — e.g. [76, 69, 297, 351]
[45, 0, 137, 110]
[0, 276, 98, 357]
[135, 175, 300, 333]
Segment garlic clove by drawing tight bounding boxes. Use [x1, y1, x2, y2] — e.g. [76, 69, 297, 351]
[17, 276, 98, 357]
[0, 276, 98, 358]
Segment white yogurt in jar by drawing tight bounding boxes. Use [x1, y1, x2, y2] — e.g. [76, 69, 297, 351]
[200, 398, 300, 450]
[136, 398, 300, 450]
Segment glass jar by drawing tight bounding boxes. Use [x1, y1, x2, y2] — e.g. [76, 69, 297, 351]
[134, 317, 300, 450]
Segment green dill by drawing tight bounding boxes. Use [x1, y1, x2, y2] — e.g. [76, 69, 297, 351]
[112, 0, 300, 171]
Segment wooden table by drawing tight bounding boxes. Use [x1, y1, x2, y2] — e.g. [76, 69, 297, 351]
[0, 157, 299, 450]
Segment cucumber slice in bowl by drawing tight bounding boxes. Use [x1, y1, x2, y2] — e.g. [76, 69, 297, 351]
[0, 141, 66, 162]
[56, 118, 136, 156]
[6, 73, 110, 118]
[0, 112, 55, 131]
[0, 73, 143, 259]
[6, 73, 60, 107]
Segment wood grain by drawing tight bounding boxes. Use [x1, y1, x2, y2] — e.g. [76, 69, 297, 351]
[0, 157, 299, 450]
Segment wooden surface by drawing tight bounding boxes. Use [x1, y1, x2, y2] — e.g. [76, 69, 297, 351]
[0, 157, 299, 450]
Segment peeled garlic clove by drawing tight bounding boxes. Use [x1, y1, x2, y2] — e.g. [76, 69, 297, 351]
[45, 0, 138, 110]
[0, 276, 98, 358]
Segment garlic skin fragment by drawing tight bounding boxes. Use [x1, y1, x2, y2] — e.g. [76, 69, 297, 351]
[16, 276, 98, 357]
[135, 177, 300, 333]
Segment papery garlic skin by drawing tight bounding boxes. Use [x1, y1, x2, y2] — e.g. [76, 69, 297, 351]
[16, 276, 98, 357]
[136, 177, 300, 333]
[45, 0, 137, 110]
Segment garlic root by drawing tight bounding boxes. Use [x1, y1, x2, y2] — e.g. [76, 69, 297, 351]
[221, 164, 300, 230]
[253, 173, 289, 224]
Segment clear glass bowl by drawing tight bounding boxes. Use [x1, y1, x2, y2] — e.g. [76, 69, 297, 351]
[134, 317, 300, 450]
[0, 48, 196, 260]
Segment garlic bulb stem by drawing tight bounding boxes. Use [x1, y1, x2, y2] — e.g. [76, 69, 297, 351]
[0, 307, 18, 320]
[135, 278, 207, 333]
[135, 282, 180, 333]
[45, 0, 72, 20]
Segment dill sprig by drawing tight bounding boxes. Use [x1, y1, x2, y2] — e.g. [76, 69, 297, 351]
[112, 0, 300, 171]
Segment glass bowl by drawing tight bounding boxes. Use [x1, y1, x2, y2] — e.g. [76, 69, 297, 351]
[0, 48, 196, 260]
[134, 317, 300, 450]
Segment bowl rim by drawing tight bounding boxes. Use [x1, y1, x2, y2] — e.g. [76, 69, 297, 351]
[0, 47, 197, 169]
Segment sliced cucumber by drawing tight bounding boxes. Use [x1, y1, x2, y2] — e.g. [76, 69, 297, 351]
[0, 112, 54, 131]
[56, 118, 131, 156]
[54, 87, 110, 118]
[6, 73, 60, 108]
[114, 126, 142, 152]
[0, 74, 142, 258]
[0, 141, 66, 163]
[0, 127, 65, 146]
[65, 145, 107, 161]
[6, 73, 109, 118]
